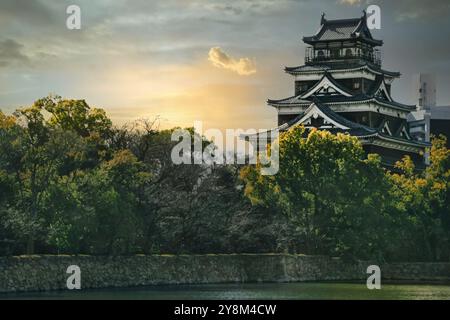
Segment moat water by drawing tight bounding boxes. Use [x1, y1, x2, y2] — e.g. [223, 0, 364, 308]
[1, 282, 450, 300]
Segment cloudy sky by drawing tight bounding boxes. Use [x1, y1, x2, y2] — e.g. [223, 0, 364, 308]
[1, 0, 450, 131]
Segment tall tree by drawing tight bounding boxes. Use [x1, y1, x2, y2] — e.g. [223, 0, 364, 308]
[241, 125, 390, 259]
[387, 135, 450, 261]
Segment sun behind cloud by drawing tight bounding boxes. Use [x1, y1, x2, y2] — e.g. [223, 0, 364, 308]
[208, 47, 256, 76]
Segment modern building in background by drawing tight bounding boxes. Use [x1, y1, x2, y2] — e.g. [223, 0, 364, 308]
[408, 74, 450, 147]
[244, 13, 430, 169]
[414, 74, 436, 109]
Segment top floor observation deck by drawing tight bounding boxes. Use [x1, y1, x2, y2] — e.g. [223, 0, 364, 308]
[304, 46, 381, 67]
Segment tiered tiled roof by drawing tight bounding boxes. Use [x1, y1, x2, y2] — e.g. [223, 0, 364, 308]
[303, 13, 383, 46]
[245, 99, 430, 149]
[284, 63, 400, 78]
[268, 72, 415, 112]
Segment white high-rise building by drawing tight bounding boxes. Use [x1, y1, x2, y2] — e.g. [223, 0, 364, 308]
[408, 73, 450, 150]
[413, 73, 436, 110]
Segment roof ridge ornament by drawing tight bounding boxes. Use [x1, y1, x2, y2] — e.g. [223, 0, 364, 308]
[303, 12, 383, 47]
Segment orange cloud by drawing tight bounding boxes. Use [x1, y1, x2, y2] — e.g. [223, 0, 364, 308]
[208, 47, 256, 76]
[339, 0, 361, 5]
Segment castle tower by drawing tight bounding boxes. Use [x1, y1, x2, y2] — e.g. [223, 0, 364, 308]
[244, 13, 430, 170]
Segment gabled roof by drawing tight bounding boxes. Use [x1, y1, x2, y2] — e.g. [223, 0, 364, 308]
[373, 97, 415, 111]
[267, 95, 311, 106]
[243, 100, 377, 140]
[242, 100, 430, 151]
[268, 73, 353, 106]
[376, 118, 416, 142]
[278, 99, 378, 137]
[379, 119, 393, 136]
[393, 122, 413, 140]
[301, 98, 377, 134]
[303, 12, 383, 46]
[268, 72, 415, 111]
[300, 72, 353, 98]
[318, 95, 415, 111]
[375, 131, 430, 147]
[307, 101, 428, 147]
[368, 76, 393, 101]
[285, 63, 400, 78]
[285, 65, 330, 74]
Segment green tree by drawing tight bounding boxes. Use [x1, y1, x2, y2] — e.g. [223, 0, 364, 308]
[241, 126, 390, 259]
[37, 95, 112, 138]
[387, 135, 450, 261]
[0, 96, 113, 254]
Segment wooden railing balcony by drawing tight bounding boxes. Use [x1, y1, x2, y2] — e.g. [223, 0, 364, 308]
[305, 47, 381, 66]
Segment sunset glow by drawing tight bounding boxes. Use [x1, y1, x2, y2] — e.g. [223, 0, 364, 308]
[1, 0, 450, 132]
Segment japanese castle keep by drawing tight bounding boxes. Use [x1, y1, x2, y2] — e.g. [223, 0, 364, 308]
[247, 12, 430, 169]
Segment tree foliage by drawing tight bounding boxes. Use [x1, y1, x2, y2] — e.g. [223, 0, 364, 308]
[241, 126, 391, 259]
[386, 135, 450, 261]
[0, 97, 448, 261]
[0, 97, 268, 255]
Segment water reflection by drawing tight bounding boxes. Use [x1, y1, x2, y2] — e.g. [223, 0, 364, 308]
[1, 282, 450, 300]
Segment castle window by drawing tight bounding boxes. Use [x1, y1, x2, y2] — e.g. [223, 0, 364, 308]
[345, 49, 353, 57]
[317, 50, 325, 60]
[331, 49, 339, 59]
[353, 81, 360, 89]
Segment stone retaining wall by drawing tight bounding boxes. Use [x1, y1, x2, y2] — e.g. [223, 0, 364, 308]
[0, 254, 449, 293]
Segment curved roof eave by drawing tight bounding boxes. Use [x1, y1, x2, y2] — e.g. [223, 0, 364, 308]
[269, 96, 415, 113]
[285, 64, 400, 78]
